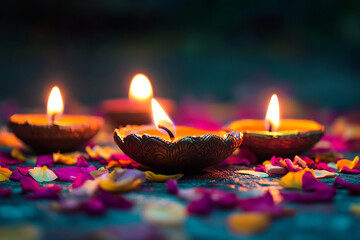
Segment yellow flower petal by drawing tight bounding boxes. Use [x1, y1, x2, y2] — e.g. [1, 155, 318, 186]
[53, 152, 78, 165]
[11, 148, 25, 161]
[86, 145, 114, 160]
[29, 166, 57, 182]
[336, 156, 359, 171]
[262, 160, 271, 166]
[145, 171, 183, 182]
[350, 203, 360, 215]
[99, 169, 143, 192]
[274, 168, 314, 190]
[90, 167, 109, 178]
[0, 167, 12, 181]
[105, 160, 122, 169]
[227, 212, 270, 235]
[143, 201, 186, 227]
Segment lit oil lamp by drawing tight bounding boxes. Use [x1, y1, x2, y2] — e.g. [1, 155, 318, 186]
[225, 94, 325, 159]
[8, 86, 103, 154]
[102, 73, 175, 127]
[114, 98, 242, 172]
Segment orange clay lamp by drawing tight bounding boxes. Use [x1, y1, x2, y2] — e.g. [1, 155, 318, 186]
[114, 98, 242, 172]
[9, 86, 103, 154]
[225, 94, 324, 159]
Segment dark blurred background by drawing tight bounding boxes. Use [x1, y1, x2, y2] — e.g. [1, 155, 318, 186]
[1, 1, 360, 116]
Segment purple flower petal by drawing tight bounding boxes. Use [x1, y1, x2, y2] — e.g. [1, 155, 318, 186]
[36, 154, 54, 167]
[72, 172, 94, 189]
[280, 188, 336, 203]
[20, 175, 40, 193]
[120, 169, 146, 183]
[97, 190, 133, 210]
[76, 156, 89, 167]
[166, 179, 179, 195]
[284, 159, 302, 172]
[255, 165, 266, 173]
[0, 151, 22, 165]
[316, 162, 336, 172]
[187, 192, 214, 215]
[237, 191, 286, 218]
[333, 177, 360, 195]
[83, 198, 106, 215]
[216, 159, 230, 167]
[27, 185, 62, 200]
[340, 166, 360, 174]
[302, 171, 332, 192]
[9, 167, 32, 181]
[53, 167, 82, 182]
[211, 191, 237, 209]
[0, 187, 12, 198]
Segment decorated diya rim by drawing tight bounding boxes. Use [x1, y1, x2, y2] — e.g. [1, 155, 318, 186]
[8, 114, 104, 154]
[224, 119, 325, 159]
[114, 125, 243, 172]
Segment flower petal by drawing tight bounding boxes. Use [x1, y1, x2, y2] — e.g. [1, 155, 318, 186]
[36, 154, 54, 167]
[316, 162, 336, 172]
[29, 166, 57, 182]
[99, 169, 145, 192]
[27, 185, 62, 200]
[340, 166, 360, 174]
[143, 201, 186, 227]
[227, 212, 270, 235]
[53, 152, 78, 165]
[11, 148, 25, 161]
[20, 175, 40, 193]
[145, 171, 183, 182]
[313, 170, 339, 178]
[274, 169, 313, 190]
[333, 177, 360, 195]
[336, 156, 359, 171]
[53, 167, 82, 182]
[265, 164, 288, 175]
[96, 190, 133, 210]
[236, 170, 269, 178]
[76, 156, 89, 167]
[83, 198, 106, 215]
[72, 172, 94, 189]
[0, 167, 12, 181]
[187, 192, 214, 215]
[166, 179, 179, 195]
[0, 187, 12, 198]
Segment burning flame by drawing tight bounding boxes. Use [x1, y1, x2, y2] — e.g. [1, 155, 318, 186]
[47, 86, 64, 123]
[151, 98, 176, 139]
[129, 74, 153, 101]
[265, 94, 280, 132]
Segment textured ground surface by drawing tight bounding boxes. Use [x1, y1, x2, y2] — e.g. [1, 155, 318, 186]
[1, 152, 360, 240]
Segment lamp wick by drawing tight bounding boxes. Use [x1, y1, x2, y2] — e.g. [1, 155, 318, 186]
[268, 123, 273, 132]
[158, 124, 175, 141]
[51, 113, 56, 125]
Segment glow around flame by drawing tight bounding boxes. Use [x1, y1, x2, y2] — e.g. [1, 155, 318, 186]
[151, 98, 176, 137]
[47, 86, 64, 122]
[129, 74, 153, 101]
[265, 94, 280, 131]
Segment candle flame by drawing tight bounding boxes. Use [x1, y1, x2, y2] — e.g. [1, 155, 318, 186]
[151, 98, 176, 139]
[265, 94, 280, 132]
[129, 74, 153, 101]
[47, 86, 64, 123]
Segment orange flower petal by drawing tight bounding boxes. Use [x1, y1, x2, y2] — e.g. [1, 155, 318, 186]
[53, 152, 78, 165]
[145, 171, 183, 182]
[0, 167, 12, 181]
[11, 148, 25, 161]
[336, 156, 359, 171]
[227, 212, 270, 235]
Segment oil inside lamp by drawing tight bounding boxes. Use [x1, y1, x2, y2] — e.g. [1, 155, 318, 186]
[129, 73, 153, 103]
[265, 94, 280, 132]
[151, 98, 176, 141]
[47, 86, 64, 124]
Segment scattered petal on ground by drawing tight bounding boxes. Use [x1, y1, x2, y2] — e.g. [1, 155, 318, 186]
[236, 170, 269, 178]
[227, 212, 271, 235]
[145, 171, 183, 182]
[29, 166, 57, 182]
[0, 167, 12, 181]
[143, 201, 186, 227]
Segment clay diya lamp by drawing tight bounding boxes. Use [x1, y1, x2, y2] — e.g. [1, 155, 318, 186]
[225, 94, 325, 159]
[8, 86, 103, 154]
[102, 73, 175, 127]
[114, 98, 242, 172]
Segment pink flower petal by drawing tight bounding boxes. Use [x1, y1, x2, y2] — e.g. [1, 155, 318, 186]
[187, 192, 214, 215]
[299, 156, 314, 168]
[0, 187, 12, 198]
[83, 198, 106, 215]
[237, 191, 286, 218]
[76, 156, 89, 167]
[216, 159, 230, 167]
[333, 178, 360, 194]
[280, 189, 336, 203]
[96, 190, 133, 210]
[0, 151, 22, 165]
[27, 185, 62, 200]
[36, 154, 54, 167]
[316, 162, 336, 172]
[255, 165, 266, 173]
[340, 166, 360, 174]
[53, 167, 82, 182]
[302, 171, 332, 192]
[166, 179, 179, 195]
[284, 159, 302, 172]
[211, 191, 237, 209]
[270, 156, 282, 166]
[72, 172, 94, 189]
[20, 175, 40, 193]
